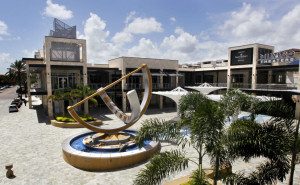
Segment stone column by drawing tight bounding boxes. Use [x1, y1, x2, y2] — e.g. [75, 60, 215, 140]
[83, 64, 89, 115]
[159, 69, 163, 110]
[251, 46, 258, 89]
[268, 70, 273, 84]
[46, 64, 53, 118]
[26, 63, 32, 109]
[121, 67, 127, 112]
[44, 39, 53, 118]
[176, 71, 179, 86]
[227, 49, 231, 89]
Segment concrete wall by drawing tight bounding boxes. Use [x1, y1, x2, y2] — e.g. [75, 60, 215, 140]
[109, 57, 178, 70]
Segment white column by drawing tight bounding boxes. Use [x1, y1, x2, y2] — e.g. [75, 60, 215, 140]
[251, 46, 258, 89]
[83, 64, 89, 114]
[45, 39, 53, 118]
[121, 67, 127, 112]
[26, 63, 32, 108]
[227, 49, 231, 89]
[46, 63, 53, 117]
[159, 69, 163, 110]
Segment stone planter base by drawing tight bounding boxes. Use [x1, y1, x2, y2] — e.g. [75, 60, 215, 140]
[62, 131, 161, 171]
[51, 119, 102, 128]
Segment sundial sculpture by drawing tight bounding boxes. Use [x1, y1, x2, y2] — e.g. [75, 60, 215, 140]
[62, 64, 160, 171]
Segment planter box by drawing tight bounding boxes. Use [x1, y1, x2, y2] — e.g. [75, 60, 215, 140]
[51, 119, 102, 128]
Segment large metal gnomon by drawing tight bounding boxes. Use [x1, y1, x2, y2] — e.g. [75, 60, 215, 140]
[67, 64, 152, 133]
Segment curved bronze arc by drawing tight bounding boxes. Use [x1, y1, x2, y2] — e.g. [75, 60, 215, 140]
[67, 64, 152, 134]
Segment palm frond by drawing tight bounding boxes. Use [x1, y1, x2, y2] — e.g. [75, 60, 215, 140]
[133, 150, 189, 185]
[189, 169, 210, 185]
[252, 99, 294, 120]
[135, 118, 184, 148]
[226, 119, 291, 184]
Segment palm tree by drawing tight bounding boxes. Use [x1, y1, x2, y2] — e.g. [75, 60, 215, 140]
[69, 85, 98, 114]
[134, 92, 226, 185]
[48, 90, 70, 116]
[225, 119, 292, 184]
[224, 99, 297, 184]
[220, 89, 255, 122]
[6, 60, 26, 94]
[134, 91, 296, 185]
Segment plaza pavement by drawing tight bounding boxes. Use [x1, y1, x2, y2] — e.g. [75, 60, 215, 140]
[0, 87, 299, 185]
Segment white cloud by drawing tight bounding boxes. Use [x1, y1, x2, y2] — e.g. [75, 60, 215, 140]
[275, 4, 300, 48]
[217, 3, 300, 51]
[127, 38, 160, 58]
[44, 0, 73, 20]
[79, 13, 120, 63]
[112, 31, 133, 45]
[125, 11, 136, 24]
[0, 20, 8, 35]
[126, 17, 163, 34]
[219, 3, 272, 38]
[161, 27, 198, 53]
[112, 13, 163, 45]
[22, 49, 36, 58]
[0, 20, 8, 40]
[170, 17, 176, 23]
[0, 53, 12, 74]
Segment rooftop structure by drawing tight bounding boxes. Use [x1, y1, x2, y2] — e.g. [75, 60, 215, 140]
[50, 18, 76, 39]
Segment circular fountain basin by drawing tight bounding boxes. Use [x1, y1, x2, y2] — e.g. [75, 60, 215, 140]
[62, 130, 160, 171]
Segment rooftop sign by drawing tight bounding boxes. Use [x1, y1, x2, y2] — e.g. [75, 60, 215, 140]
[259, 50, 296, 64]
[231, 48, 253, 65]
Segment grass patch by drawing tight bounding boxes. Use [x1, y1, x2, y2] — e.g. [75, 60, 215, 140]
[55, 115, 95, 122]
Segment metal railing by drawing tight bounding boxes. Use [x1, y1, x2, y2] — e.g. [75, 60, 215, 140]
[125, 83, 176, 90]
[190, 82, 297, 90]
[89, 83, 121, 90]
[230, 83, 297, 90]
[255, 83, 297, 90]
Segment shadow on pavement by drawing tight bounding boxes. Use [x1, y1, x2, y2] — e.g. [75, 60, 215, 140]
[33, 105, 50, 124]
[144, 107, 176, 115]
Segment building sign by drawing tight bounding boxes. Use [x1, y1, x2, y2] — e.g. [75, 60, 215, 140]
[231, 48, 253, 65]
[259, 50, 296, 64]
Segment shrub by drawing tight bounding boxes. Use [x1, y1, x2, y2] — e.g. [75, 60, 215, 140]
[55, 115, 95, 122]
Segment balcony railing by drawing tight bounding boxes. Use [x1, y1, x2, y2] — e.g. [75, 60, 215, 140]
[255, 83, 297, 90]
[125, 83, 176, 90]
[89, 83, 121, 90]
[230, 83, 297, 90]
[190, 82, 297, 90]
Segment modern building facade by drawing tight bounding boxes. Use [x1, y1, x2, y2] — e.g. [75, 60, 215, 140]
[23, 19, 300, 117]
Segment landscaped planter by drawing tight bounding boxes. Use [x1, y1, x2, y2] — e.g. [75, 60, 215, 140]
[51, 119, 102, 128]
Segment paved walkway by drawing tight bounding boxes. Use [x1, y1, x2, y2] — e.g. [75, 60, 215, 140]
[0, 90, 299, 184]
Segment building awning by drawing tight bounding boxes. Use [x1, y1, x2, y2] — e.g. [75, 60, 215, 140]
[132, 73, 182, 77]
[30, 88, 47, 95]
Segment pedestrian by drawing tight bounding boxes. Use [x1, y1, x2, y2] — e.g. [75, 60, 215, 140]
[24, 99, 27, 106]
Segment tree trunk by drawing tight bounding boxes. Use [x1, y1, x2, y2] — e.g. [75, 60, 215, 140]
[199, 144, 203, 178]
[288, 119, 300, 185]
[213, 153, 220, 185]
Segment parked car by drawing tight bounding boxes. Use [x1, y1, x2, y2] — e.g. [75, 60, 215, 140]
[13, 98, 23, 104]
[11, 100, 22, 108]
[9, 105, 18, 113]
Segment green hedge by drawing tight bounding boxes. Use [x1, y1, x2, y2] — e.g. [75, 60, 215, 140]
[55, 115, 95, 122]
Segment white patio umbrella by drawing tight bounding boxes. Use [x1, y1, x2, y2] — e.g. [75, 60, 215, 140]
[185, 82, 226, 95]
[153, 87, 188, 111]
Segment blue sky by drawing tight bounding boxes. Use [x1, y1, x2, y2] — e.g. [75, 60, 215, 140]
[0, 0, 300, 73]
